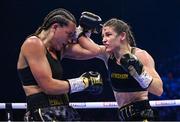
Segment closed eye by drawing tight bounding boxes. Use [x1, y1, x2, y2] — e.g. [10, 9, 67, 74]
[106, 33, 112, 37]
[66, 31, 75, 38]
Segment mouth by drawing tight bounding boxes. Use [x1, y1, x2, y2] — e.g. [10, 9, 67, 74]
[104, 44, 109, 48]
[61, 40, 67, 46]
[62, 43, 66, 47]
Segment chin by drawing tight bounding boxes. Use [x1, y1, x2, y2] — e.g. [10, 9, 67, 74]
[105, 48, 113, 54]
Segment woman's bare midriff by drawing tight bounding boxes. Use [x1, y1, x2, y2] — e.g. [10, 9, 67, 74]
[23, 85, 43, 96]
[114, 91, 148, 108]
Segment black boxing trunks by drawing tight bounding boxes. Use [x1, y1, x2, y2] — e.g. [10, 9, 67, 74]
[118, 100, 158, 121]
[26, 92, 69, 111]
[24, 106, 80, 121]
[24, 92, 80, 121]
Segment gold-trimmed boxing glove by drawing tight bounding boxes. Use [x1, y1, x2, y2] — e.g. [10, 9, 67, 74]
[67, 71, 103, 94]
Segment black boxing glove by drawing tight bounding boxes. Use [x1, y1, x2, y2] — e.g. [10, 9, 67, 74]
[120, 53, 153, 89]
[79, 11, 102, 33]
[68, 71, 103, 94]
[76, 11, 102, 38]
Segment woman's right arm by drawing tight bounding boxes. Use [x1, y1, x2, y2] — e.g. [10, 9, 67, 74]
[22, 38, 70, 95]
[22, 38, 103, 95]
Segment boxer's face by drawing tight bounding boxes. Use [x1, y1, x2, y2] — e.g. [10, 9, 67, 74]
[102, 26, 122, 53]
[53, 21, 76, 50]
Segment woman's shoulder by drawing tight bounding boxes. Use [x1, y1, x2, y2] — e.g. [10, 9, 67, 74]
[23, 36, 43, 48]
[134, 47, 149, 55]
[134, 47, 154, 64]
[25, 36, 41, 43]
[21, 36, 45, 55]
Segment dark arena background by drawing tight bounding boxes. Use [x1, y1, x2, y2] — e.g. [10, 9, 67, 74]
[1, 0, 180, 121]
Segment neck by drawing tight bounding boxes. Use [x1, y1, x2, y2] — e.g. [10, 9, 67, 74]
[38, 30, 53, 48]
[114, 44, 131, 61]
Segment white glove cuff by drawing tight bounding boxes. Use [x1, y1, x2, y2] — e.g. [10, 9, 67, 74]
[135, 70, 153, 89]
[68, 78, 86, 93]
[76, 26, 92, 39]
[84, 30, 92, 38]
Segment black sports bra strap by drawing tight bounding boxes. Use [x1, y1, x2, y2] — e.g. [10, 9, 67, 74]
[131, 47, 136, 54]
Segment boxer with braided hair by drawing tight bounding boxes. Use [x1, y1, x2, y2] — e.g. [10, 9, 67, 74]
[69, 18, 163, 121]
[17, 8, 103, 121]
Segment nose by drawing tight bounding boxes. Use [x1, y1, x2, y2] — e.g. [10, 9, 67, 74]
[102, 37, 107, 44]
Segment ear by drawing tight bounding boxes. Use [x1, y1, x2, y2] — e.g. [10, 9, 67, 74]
[120, 32, 126, 40]
[51, 23, 60, 30]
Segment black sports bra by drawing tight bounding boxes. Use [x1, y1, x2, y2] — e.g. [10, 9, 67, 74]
[107, 47, 146, 92]
[17, 49, 63, 86]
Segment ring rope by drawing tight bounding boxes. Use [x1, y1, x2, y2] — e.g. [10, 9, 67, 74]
[0, 99, 179, 109]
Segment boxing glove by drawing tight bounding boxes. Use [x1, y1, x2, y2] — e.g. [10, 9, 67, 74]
[79, 11, 102, 34]
[73, 11, 102, 40]
[68, 71, 103, 94]
[120, 53, 153, 89]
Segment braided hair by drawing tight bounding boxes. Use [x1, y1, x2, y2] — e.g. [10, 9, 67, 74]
[34, 8, 77, 35]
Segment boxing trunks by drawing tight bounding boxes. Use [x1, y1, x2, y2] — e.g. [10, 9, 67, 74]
[118, 100, 157, 121]
[24, 106, 80, 121]
[24, 92, 80, 121]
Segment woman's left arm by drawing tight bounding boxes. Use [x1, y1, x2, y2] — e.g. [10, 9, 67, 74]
[137, 50, 163, 96]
